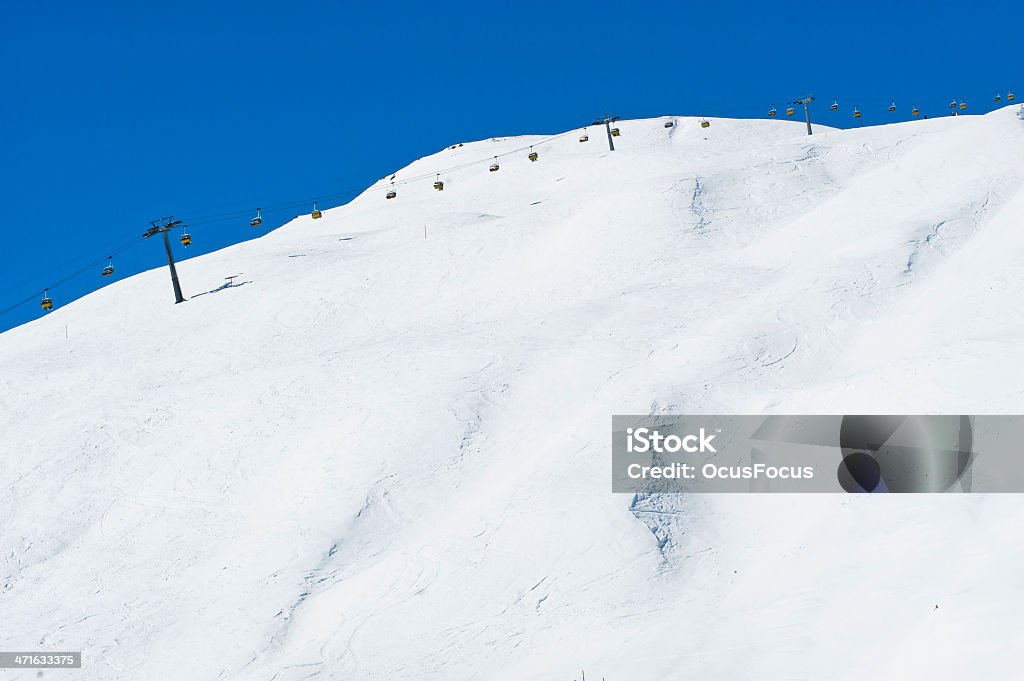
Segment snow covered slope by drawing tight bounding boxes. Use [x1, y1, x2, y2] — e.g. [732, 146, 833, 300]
[3, 108, 1024, 680]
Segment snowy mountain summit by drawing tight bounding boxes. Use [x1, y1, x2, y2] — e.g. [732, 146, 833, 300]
[3, 108, 1024, 680]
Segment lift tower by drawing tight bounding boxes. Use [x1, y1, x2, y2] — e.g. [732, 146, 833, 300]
[144, 217, 186, 304]
[793, 96, 815, 136]
[594, 114, 620, 151]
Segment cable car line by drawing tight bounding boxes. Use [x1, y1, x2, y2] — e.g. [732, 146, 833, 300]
[2, 127, 585, 317]
[4, 92, 1019, 320]
[175, 129, 581, 229]
[0, 236, 145, 318]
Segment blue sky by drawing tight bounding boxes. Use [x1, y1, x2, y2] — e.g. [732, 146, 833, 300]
[1, 0, 1020, 333]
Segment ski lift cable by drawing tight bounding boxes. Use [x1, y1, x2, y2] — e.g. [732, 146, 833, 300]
[46, 238, 144, 292]
[0, 237, 146, 318]
[5, 109, 847, 318]
[0, 127, 581, 318]
[5, 91, 1021, 319]
[0, 81, 1008, 320]
[7, 88, 1019, 317]
[382, 129, 579, 189]
[182, 129, 581, 226]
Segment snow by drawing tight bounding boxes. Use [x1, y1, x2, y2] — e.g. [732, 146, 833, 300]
[2, 107, 1024, 680]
